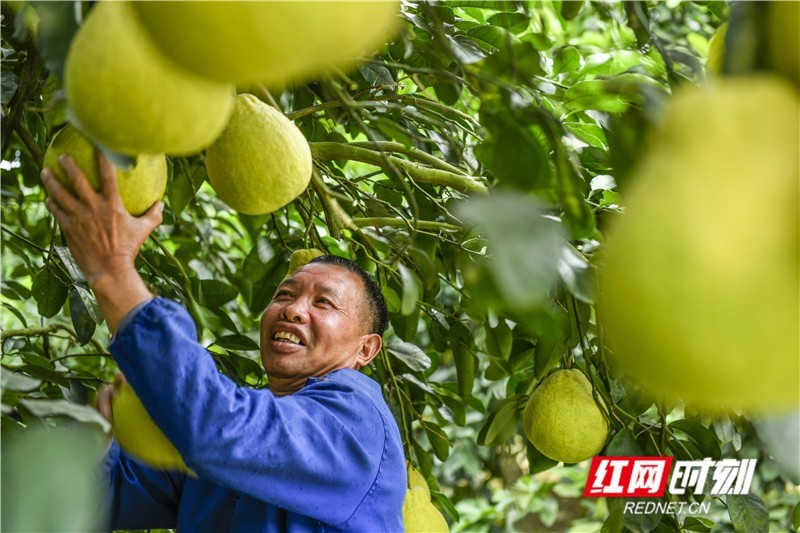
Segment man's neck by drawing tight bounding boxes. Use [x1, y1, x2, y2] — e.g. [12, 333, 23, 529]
[268, 375, 308, 396]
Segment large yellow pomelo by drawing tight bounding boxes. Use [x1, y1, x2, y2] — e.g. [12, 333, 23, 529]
[64, 1, 234, 156]
[523, 369, 608, 464]
[205, 94, 312, 215]
[111, 383, 189, 472]
[598, 77, 799, 412]
[403, 487, 449, 533]
[132, 1, 401, 85]
[43, 124, 166, 216]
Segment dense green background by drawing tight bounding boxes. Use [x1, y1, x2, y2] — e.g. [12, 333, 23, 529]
[2, 1, 798, 531]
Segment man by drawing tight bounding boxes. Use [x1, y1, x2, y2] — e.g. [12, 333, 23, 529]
[41, 153, 406, 531]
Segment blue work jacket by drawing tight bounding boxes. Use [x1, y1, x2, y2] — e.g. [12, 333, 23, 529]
[105, 298, 406, 532]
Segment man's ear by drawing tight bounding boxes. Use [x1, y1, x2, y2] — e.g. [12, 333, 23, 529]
[355, 334, 383, 369]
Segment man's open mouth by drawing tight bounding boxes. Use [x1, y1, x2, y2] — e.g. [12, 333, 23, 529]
[272, 331, 305, 346]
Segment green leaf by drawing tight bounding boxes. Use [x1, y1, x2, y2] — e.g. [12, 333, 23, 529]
[19, 399, 110, 432]
[33, 1, 81, 79]
[605, 428, 644, 456]
[479, 395, 521, 446]
[533, 334, 562, 380]
[669, 419, 721, 461]
[31, 267, 68, 318]
[398, 263, 420, 316]
[727, 494, 768, 533]
[198, 279, 238, 307]
[485, 319, 512, 360]
[475, 122, 551, 191]
[456, 193, 566, 310]
[553, 45, 581, 75]
[602, 498, 624, 533]
[526, 441, 558, 474]
[213, 334, 260, 351]
[425, 423, 450, 461]
[1, 369, 41, 392]
[68, 287, 97, 345]
[54, 246, 86, 284]
[792, 501, 800, 530]
[386, 338, 431, 372]
[564, 80, 631, 113]
[557, 245, 596, 304]
[453, 343, 475, 399]
[682, 516, 713, 532]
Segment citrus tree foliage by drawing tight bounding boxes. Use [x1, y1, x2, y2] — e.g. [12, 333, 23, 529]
[2, 2, 798, 532]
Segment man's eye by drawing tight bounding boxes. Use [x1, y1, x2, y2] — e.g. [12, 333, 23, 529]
[274, 290, 291, 299]
[317, 298, 331, 305]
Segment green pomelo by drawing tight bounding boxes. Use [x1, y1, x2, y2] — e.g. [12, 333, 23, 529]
[523, 369, 608, 464]
[43, 124, 166, 216]
[111, 383, 189, 472]
[287, 249, 325, 275]
[598, 77, 799, 412]
[132, 1, 400, 85]
[403, 487, 449, 533]
[64, 1, 234, 156]
[205, 94, 312, 215]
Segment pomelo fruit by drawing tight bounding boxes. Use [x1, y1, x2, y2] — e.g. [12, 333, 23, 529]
[43, 124, 166, 216]
[403, 487, 449, 533]
[132, 1, 401, 86]
[64, 1, 234, 156]
[598, 77, 799, 412]
[407, 464, 430, 497]
[205, 94, 312, 215]
[288, 249, 325, 275]
[111, 382, 189, 472]
[523, 369, 608, 464]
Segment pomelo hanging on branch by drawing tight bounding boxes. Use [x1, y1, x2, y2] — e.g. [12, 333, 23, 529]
[598, 76, 799, 412]
[523, 369, 608, 464]
[131, 1, 401, 86]
[402, 486, 449, 533]
[64, 1, 234, 156]
[287, 249, 326, 275]
[43, 124, 166, 216]
[205, 94, 312, 215]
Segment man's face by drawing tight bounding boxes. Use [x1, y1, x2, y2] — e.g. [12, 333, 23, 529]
[260, 262, 378, 383]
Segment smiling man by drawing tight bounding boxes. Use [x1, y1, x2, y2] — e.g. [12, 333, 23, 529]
[40, 153, 406, 532]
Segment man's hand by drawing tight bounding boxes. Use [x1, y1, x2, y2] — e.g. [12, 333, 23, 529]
[96, 373, 129, 425]
[41, 153, 162, 333]
[41, 153, 163, 286]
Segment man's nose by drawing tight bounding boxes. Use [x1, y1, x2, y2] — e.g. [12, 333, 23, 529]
[280, 300, 308, 323]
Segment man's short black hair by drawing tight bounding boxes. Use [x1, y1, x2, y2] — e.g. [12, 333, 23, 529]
[308, 255, 388, 336]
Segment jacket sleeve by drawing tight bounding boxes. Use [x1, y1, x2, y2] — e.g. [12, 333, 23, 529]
[108, 298, 388, 526]
[104, 440, 184, 530]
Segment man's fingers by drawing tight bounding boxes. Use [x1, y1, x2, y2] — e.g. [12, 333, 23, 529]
[140, 201, 164, 233]
[97, 152, 121, 200]
[96, 385, 114, 423]
[41, 168, 79, 214]
[58, 155, 97, 203]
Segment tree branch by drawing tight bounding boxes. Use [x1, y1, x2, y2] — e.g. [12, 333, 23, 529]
[310, 142, 487, 194]
[351, 217, 462, 233]
[347, 141, 467, 176]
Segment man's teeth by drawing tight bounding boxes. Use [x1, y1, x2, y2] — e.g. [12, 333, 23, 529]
[274, 331, 301, 344]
